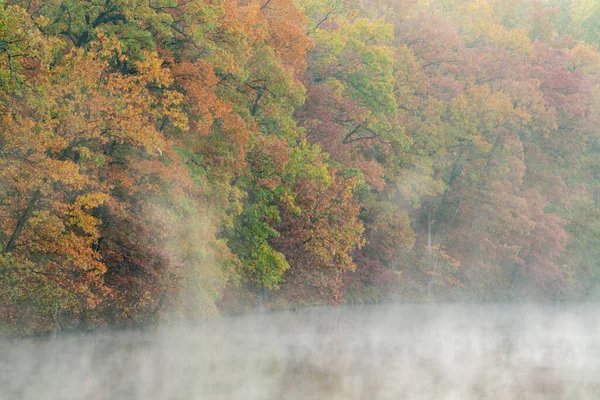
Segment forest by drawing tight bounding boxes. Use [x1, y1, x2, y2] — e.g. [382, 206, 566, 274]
[0, 0, 599, 335]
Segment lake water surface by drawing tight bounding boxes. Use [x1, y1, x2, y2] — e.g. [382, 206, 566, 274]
[2, 303, 600, 399]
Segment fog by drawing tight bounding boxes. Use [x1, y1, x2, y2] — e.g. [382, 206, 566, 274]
[2, 303, 600, 399]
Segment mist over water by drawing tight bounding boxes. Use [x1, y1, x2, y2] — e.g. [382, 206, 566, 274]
[2, 304, 600, 400]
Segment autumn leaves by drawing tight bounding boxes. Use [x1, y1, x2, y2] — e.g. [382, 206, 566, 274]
[1, 0, 599, 334]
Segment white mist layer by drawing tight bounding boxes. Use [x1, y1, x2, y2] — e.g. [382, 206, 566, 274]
[2, 304, 600, 399]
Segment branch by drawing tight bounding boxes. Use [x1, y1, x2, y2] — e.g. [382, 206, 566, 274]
[3, 188, 41, 254]
[421, 59, 462, 70]
[260, 0, 273, 10]
[251, 92, 263, 117]
[341, 121, 366, 144]
[344, 134, 377, 144]
[307, 0, 346, 35]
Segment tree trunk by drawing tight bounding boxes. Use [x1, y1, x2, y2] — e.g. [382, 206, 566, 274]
[471, 137, 501, 229]
[427, 209, 432, 249]
[3, 188, 41, 254]
[257, 286, 266, 312]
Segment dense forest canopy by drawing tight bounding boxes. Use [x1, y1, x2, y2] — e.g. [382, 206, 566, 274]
[0, 0, 599, 334]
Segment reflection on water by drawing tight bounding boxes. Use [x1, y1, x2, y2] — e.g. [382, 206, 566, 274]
[2, 304, 600, 399]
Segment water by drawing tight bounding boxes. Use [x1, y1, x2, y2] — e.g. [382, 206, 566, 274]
[2, 303, 600, 399]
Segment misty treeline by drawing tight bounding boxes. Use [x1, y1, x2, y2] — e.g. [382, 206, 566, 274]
[0, 0, 598, 334]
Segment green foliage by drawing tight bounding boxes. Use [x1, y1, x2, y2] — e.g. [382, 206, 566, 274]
[227, 186, 290, 291]
[569, 0, 600, 46]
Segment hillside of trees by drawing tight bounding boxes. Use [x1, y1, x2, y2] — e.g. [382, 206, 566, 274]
[1, 0, 599, 335]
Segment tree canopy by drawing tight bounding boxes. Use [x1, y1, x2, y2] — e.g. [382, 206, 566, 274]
[1, 0, 599, 334]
